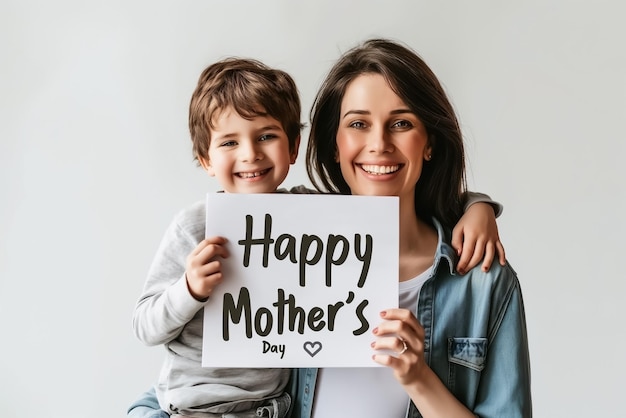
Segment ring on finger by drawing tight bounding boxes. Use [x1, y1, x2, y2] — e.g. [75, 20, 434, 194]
[398, 337, 408, 355]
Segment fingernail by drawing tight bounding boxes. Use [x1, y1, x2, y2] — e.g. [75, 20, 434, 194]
[371, 341, 376, 348]
[380, 310, 387, 317]
[372, 327, 379, 335]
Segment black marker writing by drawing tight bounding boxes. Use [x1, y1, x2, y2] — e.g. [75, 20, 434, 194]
[237, 214, 373, 287]
[222, 287, 369, 340]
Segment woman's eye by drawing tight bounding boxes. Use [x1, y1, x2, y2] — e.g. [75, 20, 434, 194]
[348, 121, 366, 129]
[392, 120, 413, 129]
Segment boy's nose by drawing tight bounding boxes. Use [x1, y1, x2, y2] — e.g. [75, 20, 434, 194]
[240, 141, 263, 162]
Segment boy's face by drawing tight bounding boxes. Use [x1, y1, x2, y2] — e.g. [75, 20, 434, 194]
[199, 107, 299, 193]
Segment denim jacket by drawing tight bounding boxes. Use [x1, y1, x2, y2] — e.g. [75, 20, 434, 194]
[288, 218, 532, 418]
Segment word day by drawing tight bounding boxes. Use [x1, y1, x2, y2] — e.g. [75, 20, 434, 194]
[262, 340, 285, 359]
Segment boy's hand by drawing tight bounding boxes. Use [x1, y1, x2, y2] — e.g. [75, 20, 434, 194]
[185, 236, 229, 301]
[452, 203, 506, 274]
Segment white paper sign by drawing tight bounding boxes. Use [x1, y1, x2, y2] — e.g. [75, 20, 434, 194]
[202, 193, 398, 367]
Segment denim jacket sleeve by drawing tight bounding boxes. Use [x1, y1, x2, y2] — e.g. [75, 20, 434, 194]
[473, 268, 532, 417]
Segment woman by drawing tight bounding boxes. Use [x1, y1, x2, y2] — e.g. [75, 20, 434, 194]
[291, 39, 531, 417]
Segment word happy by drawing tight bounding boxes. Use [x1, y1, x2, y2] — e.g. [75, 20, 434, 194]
[237, 214, 373, 287]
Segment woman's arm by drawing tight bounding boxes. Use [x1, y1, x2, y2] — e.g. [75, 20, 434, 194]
[473, 273, 532, 417]
[373, 270, 532, 417]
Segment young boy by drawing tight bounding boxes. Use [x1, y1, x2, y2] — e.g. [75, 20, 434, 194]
[129, 57, 505, 418]
[131, 58, 310, 418]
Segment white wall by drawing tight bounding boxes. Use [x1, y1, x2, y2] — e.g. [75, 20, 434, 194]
[1, 1, 624, 416]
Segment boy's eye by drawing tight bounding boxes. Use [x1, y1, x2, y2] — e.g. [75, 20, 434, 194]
[259, 134, 277, 142]
[219, 140, 237, 147]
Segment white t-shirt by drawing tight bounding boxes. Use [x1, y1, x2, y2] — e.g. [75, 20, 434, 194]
[311, 266, 434, 418]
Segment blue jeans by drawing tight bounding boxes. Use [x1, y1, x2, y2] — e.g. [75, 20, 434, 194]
[127, 386, 292, 418]
[127, 387, 169, 418]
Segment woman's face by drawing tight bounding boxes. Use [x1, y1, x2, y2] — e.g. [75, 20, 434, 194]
[336, 73, 431, 202]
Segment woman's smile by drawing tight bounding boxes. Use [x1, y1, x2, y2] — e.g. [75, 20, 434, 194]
[359, 163, 402, 175]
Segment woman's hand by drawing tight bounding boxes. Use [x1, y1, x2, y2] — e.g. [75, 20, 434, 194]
[371, 308, 429, 386]
[185, 236, 229, 301]
[371, 308, 476, 417]
[452, 202, 506, 274]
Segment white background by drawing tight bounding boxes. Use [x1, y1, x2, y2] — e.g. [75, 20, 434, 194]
[1, 1, 624, 416]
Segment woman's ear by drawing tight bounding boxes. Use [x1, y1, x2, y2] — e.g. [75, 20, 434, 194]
[424, 139, 433, 161]
[198, 156, 216, 176]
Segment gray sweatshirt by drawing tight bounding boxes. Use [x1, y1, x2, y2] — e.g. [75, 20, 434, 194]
[132, 187, 313, 416]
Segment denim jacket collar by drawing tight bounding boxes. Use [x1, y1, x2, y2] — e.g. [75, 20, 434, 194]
[431, 218, 457, 277]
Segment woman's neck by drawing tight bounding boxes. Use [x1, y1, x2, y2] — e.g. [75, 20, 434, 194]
[398, 197, 438, 281]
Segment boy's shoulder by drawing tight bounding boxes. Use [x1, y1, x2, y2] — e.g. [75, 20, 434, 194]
[172, 199, 206, 235]
[276, 184, 318, 194]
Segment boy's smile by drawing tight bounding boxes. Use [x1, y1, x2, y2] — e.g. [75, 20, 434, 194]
[200, 107, 299, 193]
[237, 169, 270, 179]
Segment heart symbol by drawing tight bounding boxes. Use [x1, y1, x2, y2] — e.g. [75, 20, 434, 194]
[303, 341, 322, 357]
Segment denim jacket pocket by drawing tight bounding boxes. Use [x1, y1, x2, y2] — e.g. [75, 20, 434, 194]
[448, 337, 487, 372]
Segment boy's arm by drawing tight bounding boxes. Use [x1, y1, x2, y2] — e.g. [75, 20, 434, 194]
[132, 203, 208, 346]
[453, 192, 506, 274]
[463, 191, 502, 218]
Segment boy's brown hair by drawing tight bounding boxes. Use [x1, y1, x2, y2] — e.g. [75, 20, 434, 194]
[189, 57, 303, 163]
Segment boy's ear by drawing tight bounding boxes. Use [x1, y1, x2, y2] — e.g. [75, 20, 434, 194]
[290, 135, 301, 164]
[199, 156, 216, 177]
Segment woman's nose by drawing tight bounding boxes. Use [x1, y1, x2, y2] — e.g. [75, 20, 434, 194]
[367, 128, 393, 153]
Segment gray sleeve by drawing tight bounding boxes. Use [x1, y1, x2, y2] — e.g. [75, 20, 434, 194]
[287, 184, 318, 194]
[132, 201, 208, 346]
[463, 191, 503, 218]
